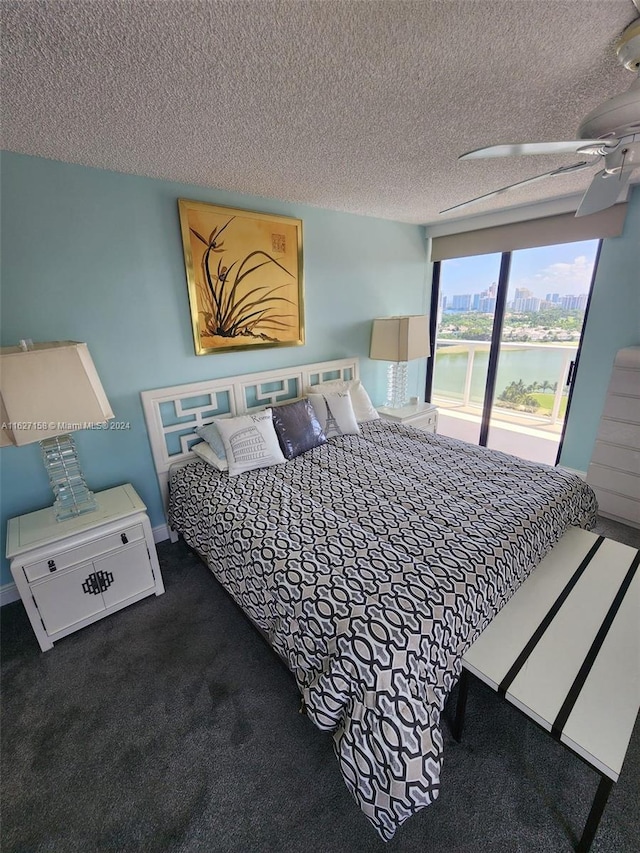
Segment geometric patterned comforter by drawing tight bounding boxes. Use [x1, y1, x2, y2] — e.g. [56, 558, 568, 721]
[168, 421, 598, 841]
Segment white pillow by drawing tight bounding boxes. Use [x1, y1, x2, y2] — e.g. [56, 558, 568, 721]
[213, 409, 286, 476]
[305, 378, 379, 423]
[192, 441, 229, 472]
[307, 392, 360, 439]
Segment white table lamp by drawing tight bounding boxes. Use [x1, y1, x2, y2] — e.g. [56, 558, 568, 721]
[0, 341, 114, 520]
[370, 315, 430, 409]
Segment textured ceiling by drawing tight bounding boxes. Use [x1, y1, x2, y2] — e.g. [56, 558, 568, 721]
[2, 0, 639, 225]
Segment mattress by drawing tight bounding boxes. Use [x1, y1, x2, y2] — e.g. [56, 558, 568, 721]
[168, 420, 598, 840]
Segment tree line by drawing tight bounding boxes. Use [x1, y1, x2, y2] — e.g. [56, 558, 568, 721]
[497, 379, 559, 413]
[440, 308, 585, 341]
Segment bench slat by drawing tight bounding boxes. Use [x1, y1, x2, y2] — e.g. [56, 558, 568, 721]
[561, 567, 640, 780]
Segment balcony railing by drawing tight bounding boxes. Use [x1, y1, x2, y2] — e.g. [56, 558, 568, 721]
[432, 340, 578, 427]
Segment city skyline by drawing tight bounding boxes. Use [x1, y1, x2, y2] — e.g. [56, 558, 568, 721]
[440, 239, 599, 301]
[442, 286, 588, 314]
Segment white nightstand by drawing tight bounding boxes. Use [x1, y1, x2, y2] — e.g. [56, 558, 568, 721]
[377, 402, 438, 433]
[6, 484, 165, 651]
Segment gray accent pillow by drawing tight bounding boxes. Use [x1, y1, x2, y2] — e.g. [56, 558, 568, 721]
[271, 398, 327, 460]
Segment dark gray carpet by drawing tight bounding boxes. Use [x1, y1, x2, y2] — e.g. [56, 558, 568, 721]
[2, 517, 638, 853]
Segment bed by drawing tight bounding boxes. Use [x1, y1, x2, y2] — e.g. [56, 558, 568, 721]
[141, 358, 598, 841]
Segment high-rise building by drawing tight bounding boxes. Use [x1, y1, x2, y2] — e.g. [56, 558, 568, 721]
[451, 294, 472, 311]
[513, 292, 540, 312]
[514, 287, 533, 301]
[560, 294, 588, 310]
[478, 297, 496, 313]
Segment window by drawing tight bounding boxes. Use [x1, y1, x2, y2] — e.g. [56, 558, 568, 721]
[427, 240, 601, 464]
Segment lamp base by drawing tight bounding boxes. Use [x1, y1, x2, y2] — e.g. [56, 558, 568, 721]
[384, 362, 409, 409]
[40, 435, 97, 521]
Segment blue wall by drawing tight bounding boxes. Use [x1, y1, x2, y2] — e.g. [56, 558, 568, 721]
[0, 152, 429, 587]
[2, 152, 638, 591]
[559, 186, 640, 472]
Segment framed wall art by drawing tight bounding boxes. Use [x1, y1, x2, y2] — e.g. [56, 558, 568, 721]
[178, 199, 304, 355]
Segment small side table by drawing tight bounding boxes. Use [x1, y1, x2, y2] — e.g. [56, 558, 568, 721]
[6, 484, 164, 651]
[377, 402, 438, 433]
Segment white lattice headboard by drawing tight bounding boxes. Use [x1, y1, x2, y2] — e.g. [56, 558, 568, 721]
[140, 357, 359, 521]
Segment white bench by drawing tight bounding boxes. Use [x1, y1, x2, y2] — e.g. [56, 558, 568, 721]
[453, 526, 640, 852]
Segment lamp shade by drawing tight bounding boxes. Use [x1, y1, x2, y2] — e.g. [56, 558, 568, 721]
[0, 341, 114, 446]
[369, 315, 430, 362]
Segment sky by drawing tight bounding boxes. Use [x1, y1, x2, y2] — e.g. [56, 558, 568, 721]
[440, 239, 600, 299]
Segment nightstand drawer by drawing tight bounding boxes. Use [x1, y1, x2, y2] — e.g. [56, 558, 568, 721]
[410, 412, 437, 432]
[22, 523, 145, 582]
[377, 403, 438, 434]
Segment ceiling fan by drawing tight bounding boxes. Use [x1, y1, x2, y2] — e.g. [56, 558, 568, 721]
[441, 18, 640, 218]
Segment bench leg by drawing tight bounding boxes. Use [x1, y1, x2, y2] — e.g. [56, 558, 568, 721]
[576, 775, 613, 853]
[452, 668, 470, 742]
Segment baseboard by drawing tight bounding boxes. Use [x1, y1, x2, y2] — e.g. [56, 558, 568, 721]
[153, 523, 171, 543]
[0, 582, 21, 606]
[597, 509, 640, 531]
[558, 466, 587, 479]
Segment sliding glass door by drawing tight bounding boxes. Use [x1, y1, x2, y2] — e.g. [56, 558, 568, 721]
[429, 240, 600, 464]
[430, 253, 502, 445]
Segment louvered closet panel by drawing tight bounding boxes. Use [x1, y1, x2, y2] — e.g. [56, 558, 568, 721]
[586, 346, 640, 527]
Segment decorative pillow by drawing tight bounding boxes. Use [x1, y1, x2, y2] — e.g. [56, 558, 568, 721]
[213, 409, 286, 476]
[192, 441, 228, 472]
[195, 423, 227, 459]
[271, 398, 327, 460]
[307, 392, 360, 439]
[305, 379, 379, 423]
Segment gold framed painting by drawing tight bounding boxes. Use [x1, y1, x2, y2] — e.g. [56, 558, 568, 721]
[178, 199, 304, 355]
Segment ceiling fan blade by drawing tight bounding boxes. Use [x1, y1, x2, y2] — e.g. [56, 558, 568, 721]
[575, 167, 632, 217]
[440, 162, 592, 215]
[459, 140, 615, 160]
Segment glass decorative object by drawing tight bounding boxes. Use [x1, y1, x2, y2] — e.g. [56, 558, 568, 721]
[41, 434, 97, 520]
[385, 362, 409, 408]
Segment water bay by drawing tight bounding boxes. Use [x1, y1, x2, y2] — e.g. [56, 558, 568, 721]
[433, 346, 574, 404]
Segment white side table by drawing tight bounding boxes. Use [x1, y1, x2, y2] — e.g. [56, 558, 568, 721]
[376, 402, 438, 433]
[6, 484, 165, 651]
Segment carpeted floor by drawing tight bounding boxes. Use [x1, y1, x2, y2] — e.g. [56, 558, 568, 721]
[1, 517, 638, 853]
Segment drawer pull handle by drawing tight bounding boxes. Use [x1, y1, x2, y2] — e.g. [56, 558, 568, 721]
[81, 570, 115, 596]
[82, 573, 102, 596]
[96, 569, 114, 593]
[48, 559, 57, 572]
[121, 533, 129, 544]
